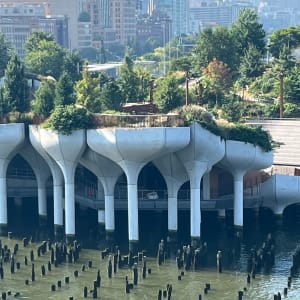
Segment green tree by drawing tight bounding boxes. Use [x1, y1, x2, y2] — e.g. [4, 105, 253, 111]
[269, 26, 300, 59]
[25, 30, 55, 53]
[31, 80, 56, 117]
[54, 71, 75, 107]
[220, 95, 244, 122]
[231, 9, 266, 62]
[63, 50, 83, 83]
[193, 26, 238, 71]
[154, 74, 185, 113]
[135, 66, 152, 101]
[100, 78, 123, 111]
[3, 53, 29, 113]
[118, 56, 139, 103]
[0, 33, 11, 76]
[25, 39, 65, 80]
[75, 69, 102, 112]
[201, 59, 233, 106]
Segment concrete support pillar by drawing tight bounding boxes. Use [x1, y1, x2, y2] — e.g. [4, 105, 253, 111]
[104, 195, 114, 241]
[203, 172, 211, 200]
[233, 172, 245, 228]
[102, 177, 118, 242]
[53, 180, 64, 239]
[168, 196, 177, 234]
[97, 209, 105, 237]
[38, 186, 47, 226]
[0, 161, 8, 236]
[65, 180, 75, 244]
[187, 161, 207, 247]
[124, 162, 142, 253]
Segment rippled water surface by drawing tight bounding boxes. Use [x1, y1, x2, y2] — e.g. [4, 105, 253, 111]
[2, 210, 300, 299]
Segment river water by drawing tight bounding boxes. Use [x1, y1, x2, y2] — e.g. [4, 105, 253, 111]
[1, 208, 300, 300]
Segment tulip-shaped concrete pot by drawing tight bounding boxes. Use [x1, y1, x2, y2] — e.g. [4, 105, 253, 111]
[87, 127, 190, 251]
[0, 123, 25, 236]
[80, 148, 123, 241]
[177, 122, 225, 246]
[220, 140, 273, 228]
[29, 126, 86, 243]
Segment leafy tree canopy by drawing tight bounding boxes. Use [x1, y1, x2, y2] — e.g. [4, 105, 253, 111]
[269, 26, 300, 59]
[0, 33, 11, 76]
[3, 53, 29, 113]
[75, 69, 102, 113]
[231, 9, 266, 58]
[25, 39, 65, 80]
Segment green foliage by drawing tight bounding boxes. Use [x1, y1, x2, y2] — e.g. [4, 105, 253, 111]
[118, 56, 140, 103]
[100, 78, 123, 111]
[238, 43, 265, 84]
[264, 102, 300, 118]
[222, 124, 273, 152]
[231, 9, 266, 57]
[45, 105, 92, 135]
[25, 38, 65, 80]
[31, 80, 56, 118]
[201, 59, 233, 106]
[75, 69, 102, 113]
[154, 74, 185, 113]
[63, 50, 83, 83]
[0, 33, 11, 76]
[3, 53, 30, 113]
[25, 31, 54, 53]
[193, 26, 238, 71]
[54, 71, 75, 107]
[174, 105, 222, 136]
[269, 26, 300, 59]
[220, 95, 244, 122]
[174, 105, 272, 152]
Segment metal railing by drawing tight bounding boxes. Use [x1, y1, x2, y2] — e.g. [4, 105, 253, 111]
[92, 113, 185, 128]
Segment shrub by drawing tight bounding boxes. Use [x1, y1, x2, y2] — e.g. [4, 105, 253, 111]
[45, 105, 92, 135]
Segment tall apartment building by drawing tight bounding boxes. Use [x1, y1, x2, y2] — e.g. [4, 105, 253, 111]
[110, 0, 136, 45]
[47, 0, 80, 49]
[189, 1, 255, 33]
[149, 0, 189, 37]
[79, 0, 136, 47]
[0, 2, 68, 57]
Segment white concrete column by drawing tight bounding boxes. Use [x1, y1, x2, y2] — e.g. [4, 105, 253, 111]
[233, 171, 245, 227]
[0, 176, 7, 229]
[168, 196, 177, 232]
[98, 209, 105, 225]
[122, 161, 142, 251]
[104, 195, 114, 231]
[203, 172, 211, 200]
[38, 186, 47, 224]
[187, 161, 208, 241]
[0, 159, 8, 235]
[65, 182, 75, 237]
[53, 182, 63, 226]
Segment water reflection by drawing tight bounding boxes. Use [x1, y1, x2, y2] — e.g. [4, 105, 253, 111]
[2, 208, 300, 299]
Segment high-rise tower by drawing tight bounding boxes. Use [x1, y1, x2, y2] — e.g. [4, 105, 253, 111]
[150, 0, 189, 37]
